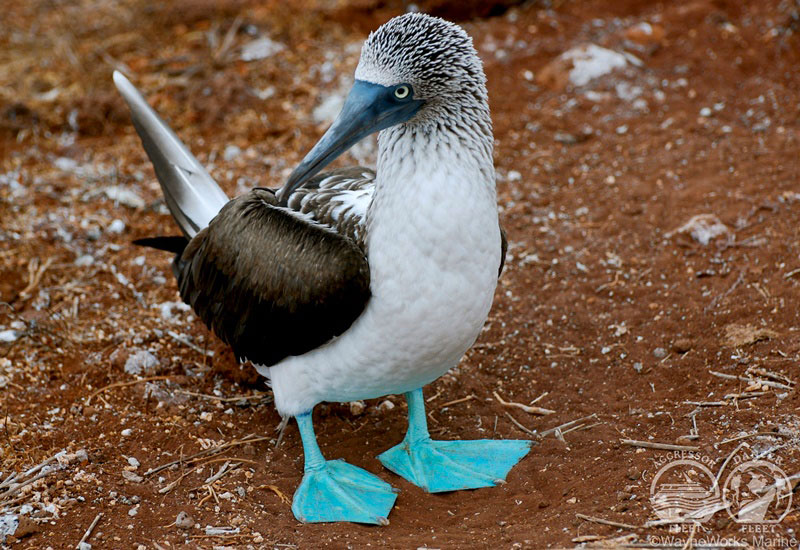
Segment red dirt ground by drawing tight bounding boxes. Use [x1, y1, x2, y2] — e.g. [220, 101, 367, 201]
[1, 1, 799, 549]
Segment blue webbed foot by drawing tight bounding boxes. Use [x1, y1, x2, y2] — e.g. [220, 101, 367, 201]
[378, 437, 531, 492]
[292, 459, 398, 524]
[378, 388, 532, 492]
[292, 412, 398, 524]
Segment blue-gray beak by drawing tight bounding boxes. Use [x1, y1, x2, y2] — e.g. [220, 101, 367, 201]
[277, 80, 424, 204]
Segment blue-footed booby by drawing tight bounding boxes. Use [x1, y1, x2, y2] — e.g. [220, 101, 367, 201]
[114, 13, 530, 525]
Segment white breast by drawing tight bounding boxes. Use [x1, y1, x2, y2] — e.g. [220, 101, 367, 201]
[265, 129, 500, 416]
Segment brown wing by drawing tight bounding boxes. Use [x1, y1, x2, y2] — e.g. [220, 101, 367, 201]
[173, 188, 370, 367]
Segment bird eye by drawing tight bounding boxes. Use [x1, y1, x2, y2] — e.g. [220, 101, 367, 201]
[394, 85, 411, 99]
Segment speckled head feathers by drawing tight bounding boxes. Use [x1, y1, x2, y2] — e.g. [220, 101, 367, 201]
[355, 14, 487, 106]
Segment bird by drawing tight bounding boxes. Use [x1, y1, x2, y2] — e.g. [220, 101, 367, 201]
[114, 12, 530, 525]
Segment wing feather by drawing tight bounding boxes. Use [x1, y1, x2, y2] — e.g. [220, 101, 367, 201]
[286, 167, 375, 249]
[174, 188, 370, 367]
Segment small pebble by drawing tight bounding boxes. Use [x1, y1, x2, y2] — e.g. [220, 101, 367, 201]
[74, 254, 95, 267]
[223, 145, 242, 161]
[121, 428, 132, 437]
[124, 349, 160, 376]
[653, 347, 667, 359]
[175, 511, 194, 530]
[122, 471, 143, 483]
[633, 362, 643, 373]
[128, 505, 139, 516]
[0, 330, 21, 343]
[349, 401, 366, 415]
[378, 399, 395, 412]
[78, 543, 92, 550]
[127, 456, 140, 468]
[107, 219, 126, 234]
[672, 338, 693, 353]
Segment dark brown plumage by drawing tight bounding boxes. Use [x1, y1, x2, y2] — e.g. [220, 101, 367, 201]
[172, 188, 371, 367]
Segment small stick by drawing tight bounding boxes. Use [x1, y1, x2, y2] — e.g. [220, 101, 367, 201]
[503, 412, 537, 436]
[530, 392, 549, 405]
[274, 416, 289, 449]
[716, 442, 748, 483]
[621, 439, 699, 452]
[723, 391, 768, 400]
[0, 469, 54, 501]
[439, 395, 475, 408]
[85, 376, 173, 405]
[746, 366, 794, 386]
[255, 484, 291, 505]
[683, 401, 726, 407]
[720, 431, 795, 445]
[575, 513, 639, 531]
[540, 414, 598, 437]
[167, 331, 215, 357]
[204, 461, 240, 484]
[144, 434, 269, 476]
[18, 257, 54, 300]
[76, 512, 102, 549]
[709, 370, 792, 390]
[493, 391, 555, 415]
[425, 390, 442, 403]
[783, 267, 800, 279]
[174, 390, 269, 403]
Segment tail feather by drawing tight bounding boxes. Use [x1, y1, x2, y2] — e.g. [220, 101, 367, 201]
[113, 71, 229, 238]
[133, 236, 189, 254]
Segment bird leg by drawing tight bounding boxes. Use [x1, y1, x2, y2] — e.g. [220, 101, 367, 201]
[291, 411, 398, 524]
[378, 388, 532, 492]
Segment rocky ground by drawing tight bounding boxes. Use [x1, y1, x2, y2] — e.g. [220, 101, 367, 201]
[1, 0, 799, 548]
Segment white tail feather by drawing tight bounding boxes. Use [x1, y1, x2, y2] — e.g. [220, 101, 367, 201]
[113, 71, 229, 237]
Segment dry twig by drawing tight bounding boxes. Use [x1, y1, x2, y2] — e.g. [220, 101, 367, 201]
[575, 513, 640, 530]
[621, 439, 699, 452]
[76, 513, 102, 549]
[493, 391, 555, 415]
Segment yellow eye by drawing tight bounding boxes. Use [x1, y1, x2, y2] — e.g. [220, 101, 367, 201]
[394, 85, 410, 99]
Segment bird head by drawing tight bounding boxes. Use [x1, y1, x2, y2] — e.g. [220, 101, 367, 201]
[277, 13, 487, 203]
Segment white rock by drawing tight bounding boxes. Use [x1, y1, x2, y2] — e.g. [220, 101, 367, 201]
[122, 470, 143, 483]
[107, 219, 126, 234]
[74, 254, 95, 267]
[155, 301, 191, 323]
[103, 186, 145, 209]
[0, 330, 20, 343]
[223, 145, 241, 162]
[669, 214, 730, 245]
[561, 44, 642, 87]
[349, 401, 366, 415]
[205, 526, 240, 536]
[121, 428, 132, 437]
[0, 514, 19, 542]
[124, 350, 160, 376]
[127, 456, 140, 468]
[54, 157, 79, 172]
[175, 511, 193, 529]
[240, 37, 284, 61]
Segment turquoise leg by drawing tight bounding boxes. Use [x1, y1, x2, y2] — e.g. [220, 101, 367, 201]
[378, 388, 532, 492]
[291, 411, 398, 525]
